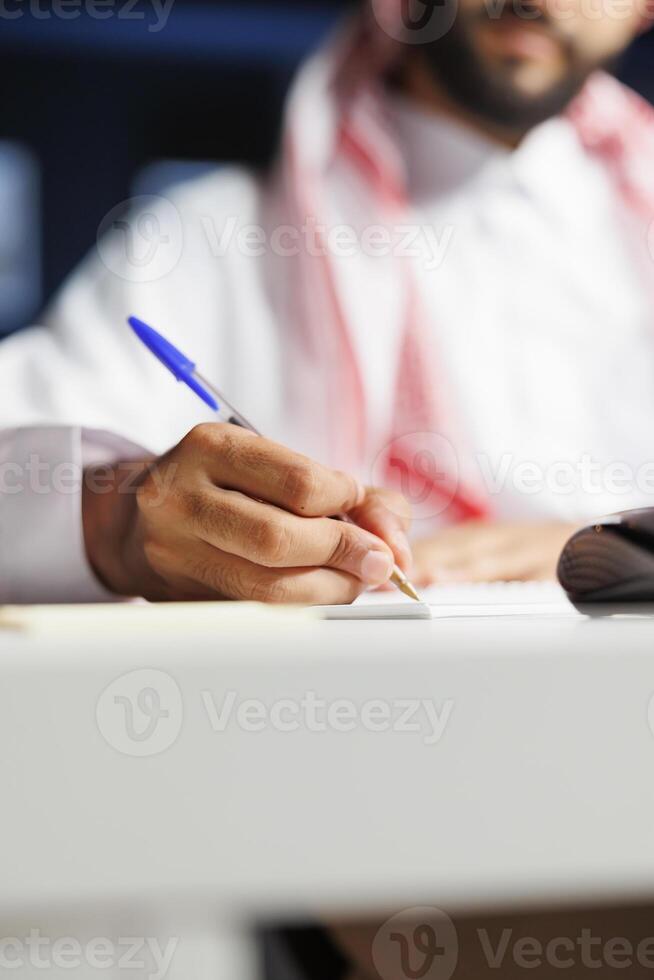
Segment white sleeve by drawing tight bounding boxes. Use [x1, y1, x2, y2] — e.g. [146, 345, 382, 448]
[0, 426, 147, 604]
[0, 184, 223, 454]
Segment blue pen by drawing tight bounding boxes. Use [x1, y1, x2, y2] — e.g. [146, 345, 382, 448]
[127, 315, 421, 601]
[129, 315, 260, 434]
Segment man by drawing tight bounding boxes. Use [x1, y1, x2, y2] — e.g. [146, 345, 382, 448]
[0, 0, 652, 603]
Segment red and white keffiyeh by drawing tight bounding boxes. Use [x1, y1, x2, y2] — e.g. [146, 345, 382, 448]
[272, 4, 654, 522]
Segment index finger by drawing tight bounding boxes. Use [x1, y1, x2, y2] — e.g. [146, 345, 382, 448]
[191, 424, 366, 517]
[348, 487, 412, 569]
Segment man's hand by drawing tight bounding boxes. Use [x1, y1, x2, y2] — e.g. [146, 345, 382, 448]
[411, 520, 579, 586]
[82, 423, 411, 604]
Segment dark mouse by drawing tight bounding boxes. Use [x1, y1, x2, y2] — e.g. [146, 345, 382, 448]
[558, 508, 654, 602]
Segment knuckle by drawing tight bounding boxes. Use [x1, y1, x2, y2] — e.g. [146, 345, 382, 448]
[335, 470, 360, 505]
[187, 555, 224, 594]
[187, 557, 291, 603]
[184, 422, 219, 453]
[185, 554, 240, 598]
[217, 428, 242, 469]
[251, 519, 293, 566]
[184, 422, 244, 464]
[249, 574, 291, 605]
[281, 461, 318, 512]
[326, 525, 359, 569]
[183, 488, 217, 529]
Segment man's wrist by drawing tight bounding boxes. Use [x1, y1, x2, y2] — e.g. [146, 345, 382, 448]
[81, 461, 149, 596]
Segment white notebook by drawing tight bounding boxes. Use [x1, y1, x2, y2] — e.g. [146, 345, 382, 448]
[320, 581, 578, 620]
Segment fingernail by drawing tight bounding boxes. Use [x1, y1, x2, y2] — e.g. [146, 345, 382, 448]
[354, 479, 366, 506]
[360, 550, 394, 586]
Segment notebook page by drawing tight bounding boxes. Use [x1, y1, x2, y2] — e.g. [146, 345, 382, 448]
[320, 581, 578, 620]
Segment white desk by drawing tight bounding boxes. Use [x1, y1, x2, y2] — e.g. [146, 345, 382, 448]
[2, 608, 654, 977]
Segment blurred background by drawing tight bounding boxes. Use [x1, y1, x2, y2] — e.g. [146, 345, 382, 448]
[0, 0, 652, 337]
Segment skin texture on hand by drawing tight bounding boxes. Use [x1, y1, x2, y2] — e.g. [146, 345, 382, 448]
[410, 519, 579, 586]
[81, 423, 412, 604]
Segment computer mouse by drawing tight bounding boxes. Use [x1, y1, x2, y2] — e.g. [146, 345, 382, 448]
[558, 508, 654, 602]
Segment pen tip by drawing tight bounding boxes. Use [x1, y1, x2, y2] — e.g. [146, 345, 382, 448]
[400, 580, 423, 602]
[391, 569, 423, 602]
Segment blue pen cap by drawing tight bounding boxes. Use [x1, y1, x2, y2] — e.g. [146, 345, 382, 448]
[128, 316, 219, 411]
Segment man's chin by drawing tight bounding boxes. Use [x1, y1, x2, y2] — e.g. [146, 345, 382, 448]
[507, 61, 572, 100]
[418, 26, 593, 136]
[464, 84, 582, 132]
[471, 52, 578, 119]
[431, 58, 588, 133]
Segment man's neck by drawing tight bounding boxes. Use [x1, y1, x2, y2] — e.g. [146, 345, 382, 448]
[400, 58, 525, 150]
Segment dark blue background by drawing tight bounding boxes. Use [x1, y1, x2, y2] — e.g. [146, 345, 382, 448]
[0, 0, 651, 332]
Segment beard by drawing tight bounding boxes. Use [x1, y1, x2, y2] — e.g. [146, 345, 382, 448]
[417, 6, 613, 132]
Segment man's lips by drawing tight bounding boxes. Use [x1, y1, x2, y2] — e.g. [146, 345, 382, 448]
[478, 16, 564, 61]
